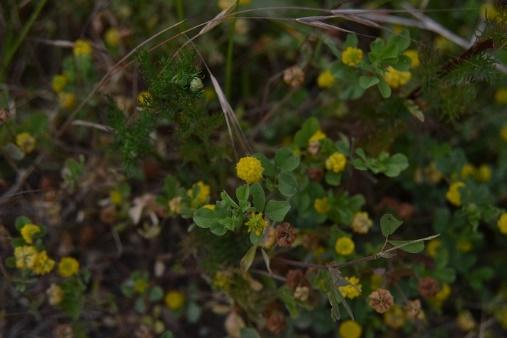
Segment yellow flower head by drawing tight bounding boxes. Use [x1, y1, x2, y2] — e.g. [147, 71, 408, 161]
[137, 91, 151, 105]
[218, 0, 251, 10]
[188, 181, 211, 206]
[481, 3, 499, 21]
[446, 181, 465, 207]
[383, 66, 411, 89]
[20, 224, 40, 244]
[338, 276, 362, 299]
[51, 74, 68, 93]
[110, 189, 123, 206]
[32, 250, 55, 275]
[384, 304, 406, 329]
[433, 283, 451, 303]
[47, 283, 64, 306]
[460, 163, 476, 179]
[404, 49, 420, 68]
[236, 156, 264, 184]
[14, 245, 37, 270]
[168, 196, 182, 215]
[456, 239, 472, 252]
[203, 204, 216, 210]
[309, 130, 326, 144]
[317, 70, 335, 89]
[351, 212, 372, 234]
[341, 47, 364, 67]
[325, 152, 347, 173]
[338, 320, 362, 338]
[314, 197, 330, 214]
[475, 164, 492, 182]
[58, 257, 80, 278]
[245, 212, 268, 236]
[497, 212, 507, 235]
[16, 132, 36, 154]
[426, 239, 441, 258]
[335, 237, 355, 256]
[73, 39, 92, 57]
[496, 88, 507, 104]
[457, 311, 476, 331]
[214, 271, 232, 290]
[165, 290, 185, 310]
[58, 92, 76, 110]
[105, 28, 121, 47]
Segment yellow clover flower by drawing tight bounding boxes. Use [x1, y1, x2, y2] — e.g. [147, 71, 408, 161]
[188, 181, 211, 206]
[245, 212, 268, 236]
[47, 283, 64, 306]
[456, 311, 476, 331]
[404, 49, 420, 68]
[351, 212, 372, 234]
[383, 66, 411, 89]
[446, 182, 465, 207]
[325, 152, 347, 173]
[309, 130, 326, 144]
[338, 276, 362, 299]
[58, 257, 80, 278]
[338, 320, 362, 338]
[168, 196, 182, 215]
[104, 28, 121, 47]
[341, 47, 364, 67]
[16, 132, 36, 154]
[73, 39, 92, 57]
[110, 189, 123, 206]
[460, 163, 475, 179]
[58, 92, 76, 110]
[137, 90, 151, 105]
[496, 88, 507, 104]
[51, 74, 68, 93]
[456, 239, 472, 252]
[426, 239, 441, 258]
[236, 156, 264, 184]
[433, 283, 451, 304]
[14, 245, 37, 270]
[317, 70, 335, 89]
[384, 304, 406, 329]
[20, 223, 40, 244]
[314, 197, 330, 214]
[497, 212, 507, 235]
[475, 164, 492, 182]
[165, 290, 185, 310]
[32, 250, 55, 275]
[335, 237, 355, 256]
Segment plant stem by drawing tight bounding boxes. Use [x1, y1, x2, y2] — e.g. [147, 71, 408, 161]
[225, 3, 238, 99]
[175, 0, 185, 22]
[0, 0, 48, 82]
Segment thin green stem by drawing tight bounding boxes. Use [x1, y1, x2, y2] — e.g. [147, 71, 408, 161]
[225, 2, 238, 99]
[0, 0, 48, 82]
[175, 0, 185, 22]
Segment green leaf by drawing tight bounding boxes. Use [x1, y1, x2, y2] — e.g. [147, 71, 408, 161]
[148, 286, 164, 302]
[161, 331, 175, 338]
[275, 148, 300, 172]
[15, 216, 32, 230]
[278, 172, 298, 197]
[240, 246, 257, 273]
[193, 208, 217, 229]
[377, 80, 392, 98]
[380, 213, 403, 237]
[235, 184, 250, 203]
[325, 171, 341, 186]
[359, 75, 379, 89]
[240, 328, 261, 338]
[294, 117, 320, 148]
[389, 240, 424, 253]
[384, 154, 409, 177]
[265, 200, 291, 222]
[186, 302, 202, 323]
[250, 183, 266, 211]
